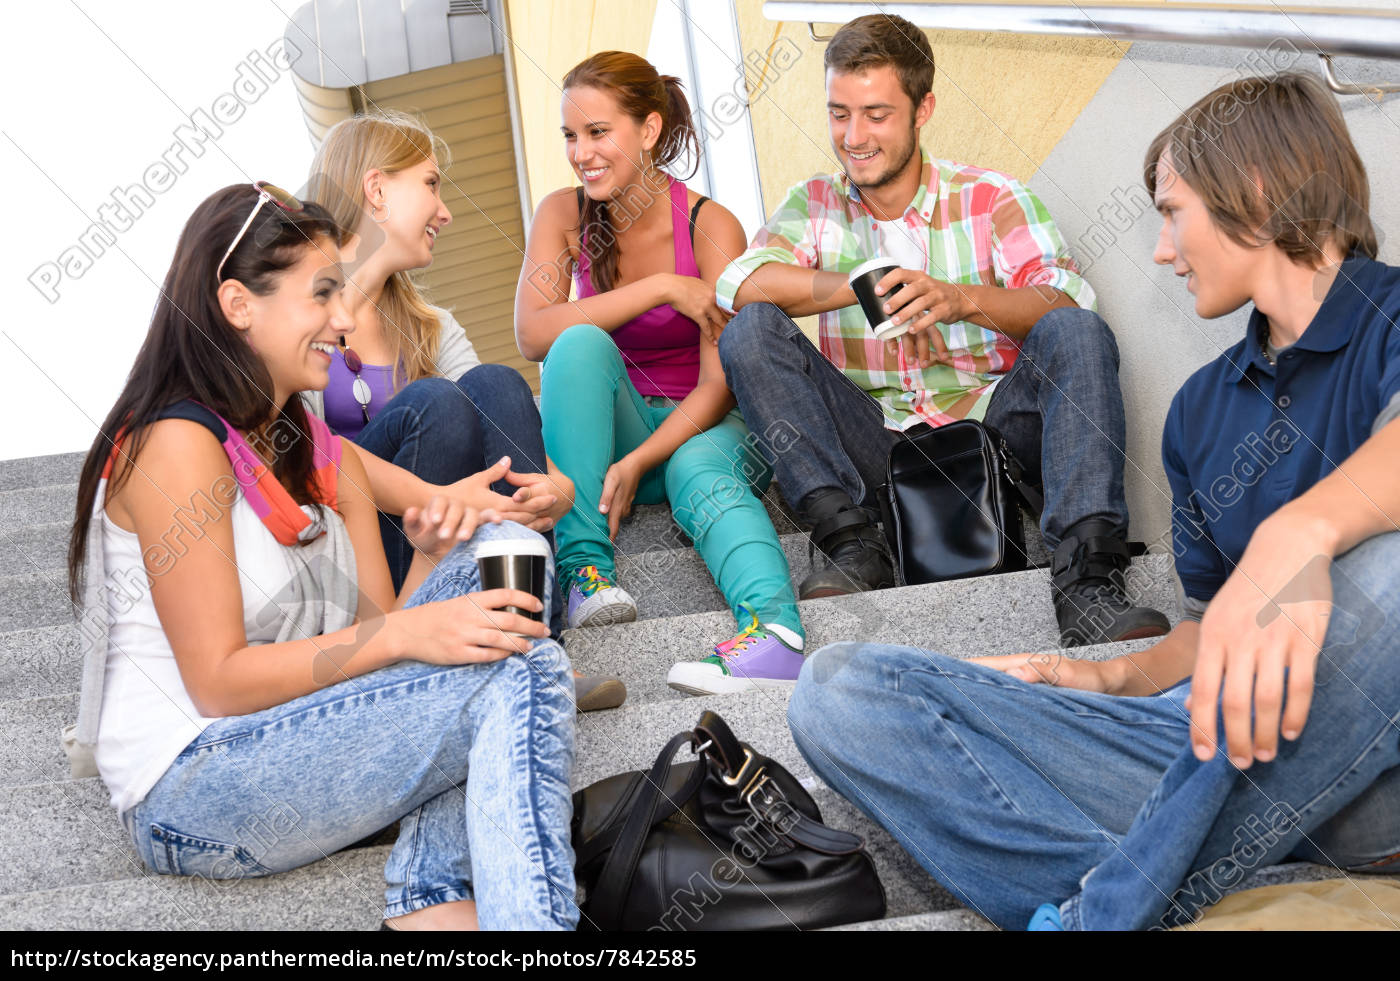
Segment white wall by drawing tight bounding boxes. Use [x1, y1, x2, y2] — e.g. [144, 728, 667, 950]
[2, 1, 315, 461]
[1031, 42, 1400, 545]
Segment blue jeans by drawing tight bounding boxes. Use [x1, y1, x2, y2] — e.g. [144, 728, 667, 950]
[354, 364, 563, 636]
[121, 522, 579, 930]
[718, 302, 1128, 545]
[788, 531, 1400, 930]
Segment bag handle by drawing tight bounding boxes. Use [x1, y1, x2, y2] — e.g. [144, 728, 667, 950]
[990, 427, 1044, 517]
[587, 729, 699, 930]
[696, 711, 868, 858]
[694, 710, 745, 776]
[573, 759, 708, 870]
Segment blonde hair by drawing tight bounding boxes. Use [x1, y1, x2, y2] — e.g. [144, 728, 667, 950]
[308, 110, 454, 388]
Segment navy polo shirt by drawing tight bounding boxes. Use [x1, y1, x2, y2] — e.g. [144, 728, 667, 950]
[1162, 253, 1400, 605]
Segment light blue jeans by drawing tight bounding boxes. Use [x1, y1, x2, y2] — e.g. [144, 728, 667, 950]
[122, 521, 578, 930]
[789, 531, 1400, 930]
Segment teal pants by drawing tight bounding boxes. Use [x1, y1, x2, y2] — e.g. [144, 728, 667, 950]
[540, 323, 803, 641]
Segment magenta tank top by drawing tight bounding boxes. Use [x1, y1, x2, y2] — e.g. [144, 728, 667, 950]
[573, 177, 703, 400]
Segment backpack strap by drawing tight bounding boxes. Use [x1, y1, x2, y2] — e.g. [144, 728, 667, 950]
[688, 195, 709, 249]
[586, 729, 699, 930]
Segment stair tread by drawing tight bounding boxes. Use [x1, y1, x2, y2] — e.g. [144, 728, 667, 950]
[0, 554, 1175, 701]
[0, 522, 70, 573]
[0, 454, 84, 494]
[828, 909, 996, 931]
[0, 627, 1166, 791]
[565, 554, 1178, 676]
[0, 454, 1252, 931]
[0, 484, 78, 530]
[0, 624, 82, 701]
[0, 635, 1158, 905]
[0, 843, 393, 930]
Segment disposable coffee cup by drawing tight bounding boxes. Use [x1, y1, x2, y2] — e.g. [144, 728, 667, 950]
[849, 257, 906, 342]
[475, 538, 550, 635]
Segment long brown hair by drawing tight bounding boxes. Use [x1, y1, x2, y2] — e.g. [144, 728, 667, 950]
[67, 185, 345, 601]
[307, 110, 452, 389]
[562, 51, 701, 294]
[1144, 72, 1377, 265]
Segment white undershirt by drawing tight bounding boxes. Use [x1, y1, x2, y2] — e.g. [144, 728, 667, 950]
[95, 496, 303, 814]
[876, 218, 927, 276]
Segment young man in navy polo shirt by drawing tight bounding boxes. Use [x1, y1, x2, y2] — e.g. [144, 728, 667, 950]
[787, 72, 1400, 930]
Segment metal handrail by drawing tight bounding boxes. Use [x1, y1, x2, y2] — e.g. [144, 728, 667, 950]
[767, 2, 1400, 93]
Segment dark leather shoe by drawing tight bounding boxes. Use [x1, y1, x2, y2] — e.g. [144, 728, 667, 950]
[1051, 519, 1170, 647]
[799, 506, 895, 599]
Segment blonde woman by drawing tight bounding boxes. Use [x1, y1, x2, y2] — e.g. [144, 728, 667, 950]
[307, 111, 623, 710]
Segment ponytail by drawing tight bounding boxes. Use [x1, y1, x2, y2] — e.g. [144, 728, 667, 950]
[655, 74, 701, 178]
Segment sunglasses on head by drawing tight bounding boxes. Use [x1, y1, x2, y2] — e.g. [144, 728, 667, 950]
[215, 181, 305, 284]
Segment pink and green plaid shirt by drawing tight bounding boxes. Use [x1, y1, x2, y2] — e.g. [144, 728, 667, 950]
[716, 151, 1096, 431]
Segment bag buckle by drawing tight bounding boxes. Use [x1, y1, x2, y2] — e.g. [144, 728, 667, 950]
[719, 747, 756, 787]
[742, 772, 788, 826]
[997, 435, 1023, 485]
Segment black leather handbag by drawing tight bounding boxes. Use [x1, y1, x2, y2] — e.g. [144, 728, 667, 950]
[570, 711, 886, 932]
[878, 419, 1044, 585]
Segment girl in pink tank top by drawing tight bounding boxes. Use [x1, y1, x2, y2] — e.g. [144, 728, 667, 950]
[572, 176, 706, 400]
[516, 51, 809, 695]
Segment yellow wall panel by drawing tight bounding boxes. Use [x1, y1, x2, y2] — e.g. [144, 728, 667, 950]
[732, 0, 1126, 213]
[504, 0, 659, 215]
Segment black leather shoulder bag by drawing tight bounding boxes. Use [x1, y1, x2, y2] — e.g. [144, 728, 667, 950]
[878, 419, 1045, 585]
[571, 711, 886, 931]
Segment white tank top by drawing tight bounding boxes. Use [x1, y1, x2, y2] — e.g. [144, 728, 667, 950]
[94, 494, 304, 814]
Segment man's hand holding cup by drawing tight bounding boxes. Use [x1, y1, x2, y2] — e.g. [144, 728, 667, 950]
[849, 257, 970, 369]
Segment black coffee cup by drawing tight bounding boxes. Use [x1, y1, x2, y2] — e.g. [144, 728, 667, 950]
[848, 257, 908, 342]
[475, 538, 549, 634]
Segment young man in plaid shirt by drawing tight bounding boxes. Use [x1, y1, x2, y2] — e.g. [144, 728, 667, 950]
[709, 14, 1168, 686]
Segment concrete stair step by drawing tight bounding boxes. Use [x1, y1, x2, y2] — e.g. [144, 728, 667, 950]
[0, 570, 75, 634]
[0, 454, 84, 494]
[613, 532, 809, 622]
[565, 553, 1178, 679]
[0, 624, 82, 702]
[1, 694, 78, 788]
[0, 484, 78, 530]
[0, 555, 1170, 724]
[0, 685, 949, 920]
[0, 676, 698, 790]
[0, 497, 805, 634]
[0, 490, 796, 566]
[829, 909, 996, 931]
[0, 842, 394, 930]
[0, 527, 789, 638]
[0, 590, 1170, 789]
[1, 523, 70, 573]
[0, 591, 1172, 791]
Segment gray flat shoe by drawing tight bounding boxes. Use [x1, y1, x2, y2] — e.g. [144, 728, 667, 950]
[574, 674, 627, 712]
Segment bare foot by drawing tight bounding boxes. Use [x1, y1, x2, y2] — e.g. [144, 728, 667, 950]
[384, 899, 478, 931]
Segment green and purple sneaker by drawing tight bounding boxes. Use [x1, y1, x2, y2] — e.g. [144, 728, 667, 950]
[666, 609, 804, 696]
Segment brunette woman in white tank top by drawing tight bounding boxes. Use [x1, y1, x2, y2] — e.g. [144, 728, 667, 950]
[66, 183, 578, 930]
